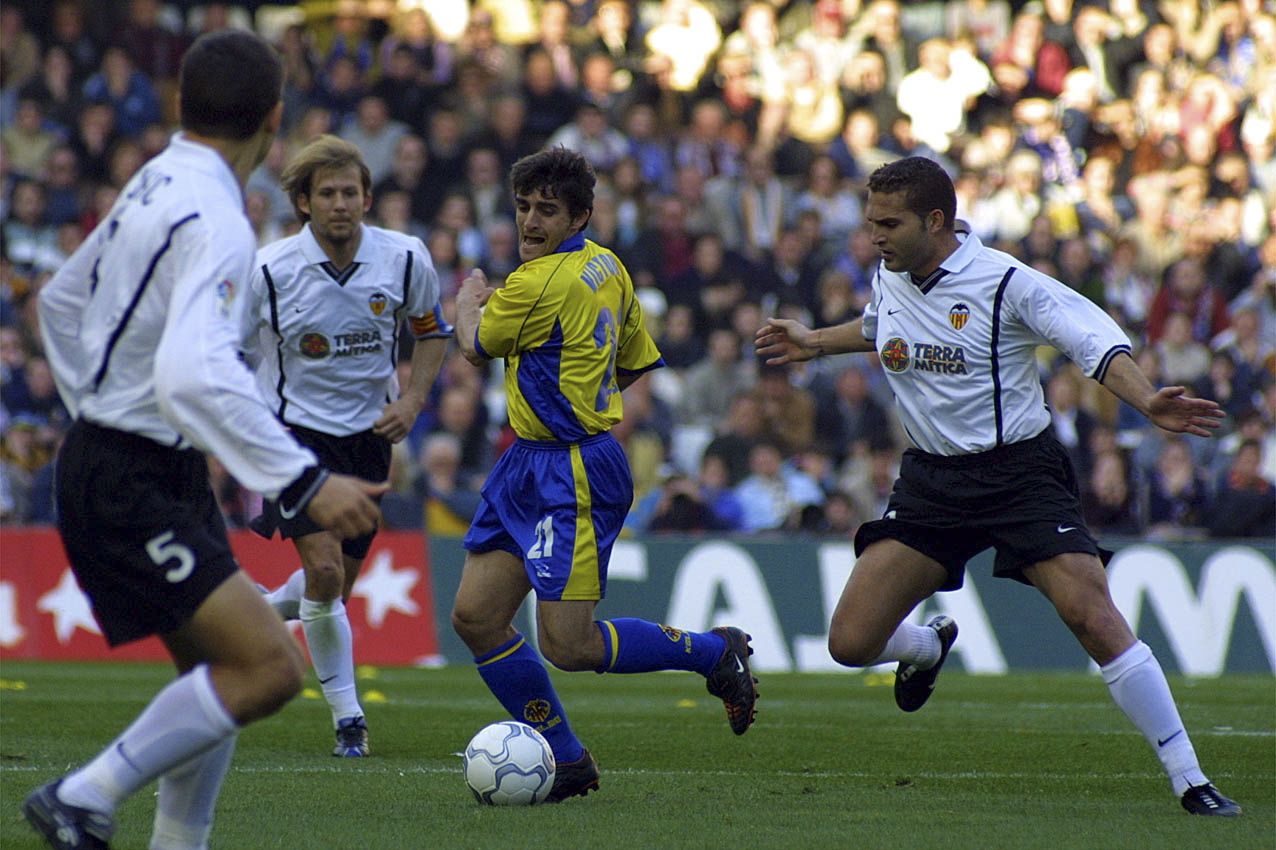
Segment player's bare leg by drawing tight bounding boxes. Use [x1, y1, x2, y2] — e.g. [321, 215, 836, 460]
[829, 539, 957, 712]
[25, 574, 303, 848]
[294, 532, 368, 755]
[1026, 553, 1240, 816]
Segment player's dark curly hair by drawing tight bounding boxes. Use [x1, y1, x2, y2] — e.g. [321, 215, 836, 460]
[180, 30, 282, 140]
[867, 157, 956, 231]
[510, 146, 595, 229]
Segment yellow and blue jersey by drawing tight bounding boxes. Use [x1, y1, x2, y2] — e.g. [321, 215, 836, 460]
[474, 233, 663, 442]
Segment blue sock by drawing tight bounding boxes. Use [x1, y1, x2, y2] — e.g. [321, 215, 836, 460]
[475, 634, 584, 764]
[595, 619, 727, 675]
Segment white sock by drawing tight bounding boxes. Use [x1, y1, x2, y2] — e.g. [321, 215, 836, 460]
[1101, 640, 1208, 796]
[299, 597, 363, 724]
[870, 621, 940, 668]
[150, 734, 237, 850]
[265, 569, 305, 621]
[58, 666, 237, 815]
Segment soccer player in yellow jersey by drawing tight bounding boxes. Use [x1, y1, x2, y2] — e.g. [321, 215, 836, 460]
[453, 147, 758, 802]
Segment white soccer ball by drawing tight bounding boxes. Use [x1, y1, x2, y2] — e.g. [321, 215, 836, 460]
[463, 721, 556, 805]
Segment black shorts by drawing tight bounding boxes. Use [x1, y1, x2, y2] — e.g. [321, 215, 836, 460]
[854, 429, 1112, 591]
[55, 420, 239, 647]
[254, 424, 389, 560]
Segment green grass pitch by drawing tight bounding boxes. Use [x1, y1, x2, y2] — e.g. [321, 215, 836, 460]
[1, 661, 1271, 849]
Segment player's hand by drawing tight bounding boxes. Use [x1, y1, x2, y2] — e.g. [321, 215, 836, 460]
[755, 317, 818, 365]
[458, 268, 496, 308]
[1146, 386, 1225, 438]
[306, 474, 388, 539]
[373, 396, 423, 444]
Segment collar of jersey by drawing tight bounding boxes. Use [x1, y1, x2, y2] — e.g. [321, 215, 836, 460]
[907, 231, 983, 293]
[298, 222, 375, 268]
[552, 233, 586, 255]
[167, 132, 243, 205]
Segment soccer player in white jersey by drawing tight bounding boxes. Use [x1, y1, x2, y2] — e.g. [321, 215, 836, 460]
[243, 135, 451, 757]
[756, 157, 1240, 817]
[23, 31, 385, 850]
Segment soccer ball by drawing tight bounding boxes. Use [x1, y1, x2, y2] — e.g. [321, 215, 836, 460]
[463, 721, 556, 805]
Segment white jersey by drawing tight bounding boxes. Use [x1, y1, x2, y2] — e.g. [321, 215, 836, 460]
[861, 233, 1131, 456]
[245, 223, 450, 436]
[37, 134, 317, 499]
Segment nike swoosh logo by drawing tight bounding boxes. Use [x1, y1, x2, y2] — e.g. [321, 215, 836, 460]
[1057, 524, 1077, 533]
[318, 675, 339, 685]
[734, 654, 744, 673]
[279, 502, 300, 519]
[1157, 729, 1183, 747]
[887, 308, 901, 315]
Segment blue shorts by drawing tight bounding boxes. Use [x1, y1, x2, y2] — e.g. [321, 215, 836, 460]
[463, 432, 632, 601]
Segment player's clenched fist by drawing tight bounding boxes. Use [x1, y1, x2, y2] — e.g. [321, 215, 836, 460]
[307, 474, 388, 538]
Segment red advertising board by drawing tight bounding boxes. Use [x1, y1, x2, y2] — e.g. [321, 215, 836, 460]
[0, 527, 442, 665]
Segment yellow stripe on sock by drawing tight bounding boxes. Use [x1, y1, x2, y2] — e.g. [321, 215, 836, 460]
[602, 620, 620, 671]
[476, 637, 525, 667]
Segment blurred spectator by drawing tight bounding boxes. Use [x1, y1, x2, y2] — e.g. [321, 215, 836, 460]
[674, 99, 741, 183]
[733, 439, 824, 532]
[793, 154, 862, 250]
[41, 145, 85, 226]
[548, 101, 629, 173]
[0, 413, 54, 525]
[990, 7, 1070, 101]
[1155, 311, 1213, 386]
[752, 364, 816, 456]
[814, 363, 893, 466]
[979, 149, 1043, 244]
[1082, 449, 1142, 536]
[380, 6, 454, 90]
[896, 37, 990, 155]
[946, 0, 1011, 61]
[1146, 257, 1230, 345]
[1207, 439, 1275, 538]
[634, 455, 745, 534]
[840, 442, 900, 522]
[115, 0, 187, 82]
[851, 0, 914, 93]
[644, 0, 721, 95]
[1047, 366, 1099, 476]
[46, 0, 101, 85]
[338, 94, 409, 184]
[0, 6, 41, 88]
[4, 180, 61, 276]
[1144, 437, 1212, 537]
[457, 6, 521, 88]
[1075, 155, 1135, 238]
[429, 384, 492, 480]
[680, 327, 754, 429]
[520, 48, 579, 148]
[82, 45, 161, 139]
[18, 45, 82, 132]
[3, 99, 59, 179]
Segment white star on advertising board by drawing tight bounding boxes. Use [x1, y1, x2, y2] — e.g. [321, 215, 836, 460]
[37, 569, 101, 643]
[351, 549, 420, 628]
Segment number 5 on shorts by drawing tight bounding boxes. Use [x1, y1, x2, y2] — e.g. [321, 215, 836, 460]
[145, 530, 196, 583]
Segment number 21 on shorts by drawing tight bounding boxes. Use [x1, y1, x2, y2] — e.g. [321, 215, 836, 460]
[527, 515, 554, 559]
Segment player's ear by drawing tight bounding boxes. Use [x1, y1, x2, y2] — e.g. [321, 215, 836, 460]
[573, 208, 592, 235]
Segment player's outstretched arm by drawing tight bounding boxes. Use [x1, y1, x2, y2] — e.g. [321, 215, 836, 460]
[755, 316, 875, 364]
[305, 474, 388, 539]
[1100, 351, 1225, 437]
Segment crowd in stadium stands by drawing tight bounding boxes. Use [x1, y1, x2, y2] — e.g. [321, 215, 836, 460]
[1, 0, 1273, 540]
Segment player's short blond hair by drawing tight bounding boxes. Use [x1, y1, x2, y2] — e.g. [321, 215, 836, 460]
[280, 134, 372, 222]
